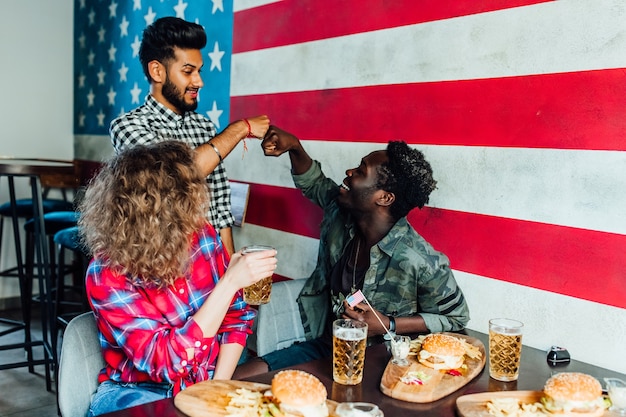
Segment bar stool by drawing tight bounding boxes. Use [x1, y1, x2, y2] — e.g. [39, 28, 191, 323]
[51, 225, 90, 363]
[22, 211, 79, 370]
[0, 198, 74, 279]
[0, 199, 74, 381]
[23, 210, 79, 293]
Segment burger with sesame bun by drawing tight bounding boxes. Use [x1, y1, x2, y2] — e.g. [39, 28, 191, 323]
[542, 372, 606, 416]
[417, 333, 465, 370]
[271, 370, 329, 417]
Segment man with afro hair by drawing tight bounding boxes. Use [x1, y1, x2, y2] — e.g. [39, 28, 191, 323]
[234, 126, 469, 378]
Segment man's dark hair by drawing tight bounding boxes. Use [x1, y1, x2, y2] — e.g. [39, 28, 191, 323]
[139, 17, 207, 82]
[377, 141, 437, 219]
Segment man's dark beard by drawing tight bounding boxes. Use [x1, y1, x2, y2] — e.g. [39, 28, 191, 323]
[162, 76, 198, 113]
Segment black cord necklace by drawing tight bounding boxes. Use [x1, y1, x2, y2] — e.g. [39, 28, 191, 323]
[350, 238, 361, 294]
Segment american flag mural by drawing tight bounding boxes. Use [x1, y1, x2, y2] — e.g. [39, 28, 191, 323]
[74, 0, 626, 373]
[224, 0, 626, 373]
[73, 0, 233, 134]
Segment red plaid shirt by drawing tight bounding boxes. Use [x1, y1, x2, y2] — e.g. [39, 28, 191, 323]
[86, 223, 255, 393]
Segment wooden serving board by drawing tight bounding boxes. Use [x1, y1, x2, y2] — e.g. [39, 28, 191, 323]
[456, 390, 621, 417]
[174, 380, 339, 417]
[380, 332, 486, 403]
[456, 391, 543, 417]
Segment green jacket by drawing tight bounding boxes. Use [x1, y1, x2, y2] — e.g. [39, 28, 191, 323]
[293, 160, 470, 340]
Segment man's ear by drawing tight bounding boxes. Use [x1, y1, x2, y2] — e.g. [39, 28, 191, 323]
[376, 191, 395, 207]
[147, 60, 165, 84]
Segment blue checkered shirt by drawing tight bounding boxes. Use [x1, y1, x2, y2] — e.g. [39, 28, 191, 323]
[109, 95, 234, 230]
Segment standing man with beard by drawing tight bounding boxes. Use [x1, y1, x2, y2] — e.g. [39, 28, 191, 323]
[110, 17, 269, 255]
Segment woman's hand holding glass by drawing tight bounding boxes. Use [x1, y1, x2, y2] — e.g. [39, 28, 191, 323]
[226, 247, 277, 291]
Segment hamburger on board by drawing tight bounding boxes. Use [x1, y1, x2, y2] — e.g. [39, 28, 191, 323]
[542, 372, 606, 417]
[417, 333, 465, 370]
[271, 370, 329, 417]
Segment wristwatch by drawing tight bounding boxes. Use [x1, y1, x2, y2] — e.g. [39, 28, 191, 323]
[383, 315, 396, 340]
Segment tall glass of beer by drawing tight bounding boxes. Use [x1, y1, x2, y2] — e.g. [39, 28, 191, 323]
[333, 319, 368, 385]
[489, 318, 524, 381]
[241, 245, 275, 305]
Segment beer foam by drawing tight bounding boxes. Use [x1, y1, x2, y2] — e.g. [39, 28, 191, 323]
[491, 327, 523, 335]
[334, 328, 367, 341]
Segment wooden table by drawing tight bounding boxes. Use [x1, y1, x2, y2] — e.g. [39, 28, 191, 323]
[99, 330, 626, 416]
[0, 158, 76, 391]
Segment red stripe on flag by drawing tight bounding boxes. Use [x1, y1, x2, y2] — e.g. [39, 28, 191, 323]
[234, 0, 553, 53]
[244, 183, 626, 309]
[272, 274, 290, 283]
[411, 208, 626, 310]
[244, 182, 322, 239]
[231, 69, 626, 151]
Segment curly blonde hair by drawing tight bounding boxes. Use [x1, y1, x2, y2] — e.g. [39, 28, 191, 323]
[78, 141, 210, 287]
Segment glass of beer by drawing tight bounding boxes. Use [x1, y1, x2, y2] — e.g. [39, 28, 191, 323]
[489, 318, 524, 381]
[241, 245, 275, 305]
[333, 319, 368, 385]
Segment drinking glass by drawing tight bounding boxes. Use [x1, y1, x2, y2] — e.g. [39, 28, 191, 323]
[489, 318, 524, 381]
[605, 378, 626, 414]
[335, 402, 384, 417]
[241, 245, 275, 305]
[333, 319, 368, 385]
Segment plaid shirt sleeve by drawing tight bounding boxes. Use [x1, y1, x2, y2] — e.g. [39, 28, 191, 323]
[206, 162, 235, 230]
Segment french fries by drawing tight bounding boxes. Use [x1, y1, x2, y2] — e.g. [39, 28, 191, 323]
[225, 388, 283, 417]
[486, 397, 547, 417]
[408, 334, 426, 356]
[461, 339, 482, 360]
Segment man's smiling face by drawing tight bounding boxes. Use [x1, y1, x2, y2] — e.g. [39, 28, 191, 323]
[161, 47, 204, 114]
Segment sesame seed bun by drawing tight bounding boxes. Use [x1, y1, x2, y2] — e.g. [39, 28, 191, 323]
[542, 372, 605, 416]
[422, 334, 465, 357]
[418, 333, 465, 370]
[271, 370, 329, 416]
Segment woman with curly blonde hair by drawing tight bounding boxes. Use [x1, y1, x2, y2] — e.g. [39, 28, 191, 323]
[80, 141, 277, 416]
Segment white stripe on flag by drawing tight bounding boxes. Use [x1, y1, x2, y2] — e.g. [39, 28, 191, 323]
[231, 0, 626, 96]
[226, 142, 626, 235]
